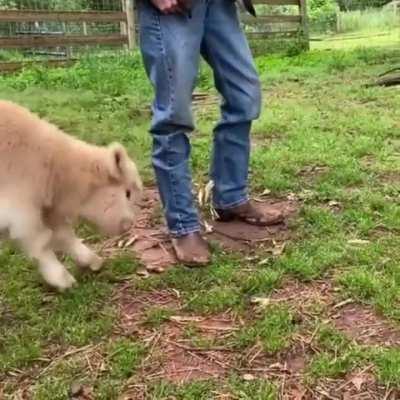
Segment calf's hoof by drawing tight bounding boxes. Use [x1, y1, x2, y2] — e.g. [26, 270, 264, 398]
[77, 255, 104, 272]
[89, 256, 104, 272]
[51, 271, 77, 292]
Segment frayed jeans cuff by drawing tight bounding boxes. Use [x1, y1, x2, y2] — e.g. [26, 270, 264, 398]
[213, 196, 249, 210]
[170, 225, 201, 238]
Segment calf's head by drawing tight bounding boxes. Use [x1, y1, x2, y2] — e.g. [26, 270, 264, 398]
[80, 143, 143, 237]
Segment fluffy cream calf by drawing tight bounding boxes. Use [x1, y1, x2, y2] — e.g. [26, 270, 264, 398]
[0, 100, 142, 291]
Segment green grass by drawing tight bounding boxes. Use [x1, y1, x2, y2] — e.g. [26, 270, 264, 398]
[234, 305, 297, 354]
[312, 29, 400, 51]
[1, 44, 400, 398]
[337, 8, 399, 34]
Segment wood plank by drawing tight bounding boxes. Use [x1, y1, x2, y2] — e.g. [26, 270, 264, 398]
[0, 59, 76, 74]
[125, 0, 135, 50]
[0, 10, 126, 23]
[242, 15, 301, 23]
[253, 0, 299, 5]
[0, 34, 128, 48]
[247, 30, 299, 38]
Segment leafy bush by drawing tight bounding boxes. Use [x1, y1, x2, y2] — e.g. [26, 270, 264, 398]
[337, 7, 398, 33]
[308, 0, 338, 33]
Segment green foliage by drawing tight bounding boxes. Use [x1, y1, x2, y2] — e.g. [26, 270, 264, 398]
[235, 305, 297, 354]
[1, 45, 400, 397]
[337, 8, 398, 33]
[228, 376, 278, 400]
[308, 0, 338, 33]
[337, 0, 392, 11]
[107, 338, 146, 379]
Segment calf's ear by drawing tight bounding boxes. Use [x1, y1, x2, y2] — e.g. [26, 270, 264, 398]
[108, 143, 143, 192]
[108, 143, 127, 181]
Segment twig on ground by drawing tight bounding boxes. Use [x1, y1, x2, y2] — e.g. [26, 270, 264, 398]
[37, 344, 98, 378]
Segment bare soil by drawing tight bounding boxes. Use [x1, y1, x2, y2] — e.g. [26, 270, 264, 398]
[332, 303, 400, 347]
[103, 188, 298, 272]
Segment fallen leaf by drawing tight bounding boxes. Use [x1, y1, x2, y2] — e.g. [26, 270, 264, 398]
[99, 362, 107, 372]
[203, 220, 214, 234]
[198, 187, 205, 207]
[210, 207, 219, 220]
[145, 264, 165, 273]
[351, 374, 368, 392]
[204, 180, 214, 203]
[348, 239, 370, 245]
[258, 257, 270, 265]
[289, 387, 307, 400]
[124, 235, 138, 247]
[332, 298, 354, 309]
[242, 373, 256, 381]
[70, 382, 83, 397]
[298, 189, 315, 200]
[70, 383, 94, 399]
[136, 268, 150, 278]
[251, 297, 271, 307]
[117, 240, 124, 248]
[272, 241, 286, 256]
[170, 316, 203, 323]
[269, 362, 285, 370]
[261, 188, 271, 196]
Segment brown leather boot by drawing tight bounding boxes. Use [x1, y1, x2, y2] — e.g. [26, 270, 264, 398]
[171, 232, 211, 267]
[215, 201, 284, 226]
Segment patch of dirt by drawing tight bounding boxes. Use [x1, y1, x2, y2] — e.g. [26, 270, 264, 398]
[269, 279, 335, 313]
[285, 350, 307, 374]
[134, 312, 240, 384]
[378, 171, 400, 186]
[251, 133, 284, 150]
[130, 189, 175, 272]
[243, 345, 309, 376]
[310, 371, 398, 400]
[115, 287, 180, 334]
[136, 312, 310, 386]
[196, 314, 238, 337]
[145, 324, 234, 383]
[332, 303, 400, 347]
[102, 188, 298, 272]
[297, 164, 330, 185]
[360, 155, 376, 169]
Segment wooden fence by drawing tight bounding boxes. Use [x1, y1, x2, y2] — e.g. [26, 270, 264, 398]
[243, 0, 308, 44]
[0, 0, 308, 73]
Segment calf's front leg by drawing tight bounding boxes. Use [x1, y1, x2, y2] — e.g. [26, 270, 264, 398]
[51, 224, 104, 272]
[10, 207, 77, 291]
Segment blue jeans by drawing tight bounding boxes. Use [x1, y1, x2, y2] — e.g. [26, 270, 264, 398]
[138, 0, 262, 237]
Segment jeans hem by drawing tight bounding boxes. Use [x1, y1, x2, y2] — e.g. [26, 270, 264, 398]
[170, 225, 201, 238]
[213, 196, 249, 210]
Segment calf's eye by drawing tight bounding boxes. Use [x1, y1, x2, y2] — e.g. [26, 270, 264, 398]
[126, 190, 131, 199]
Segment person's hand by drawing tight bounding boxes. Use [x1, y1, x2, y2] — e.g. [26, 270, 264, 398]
[150, 0, 190, 14]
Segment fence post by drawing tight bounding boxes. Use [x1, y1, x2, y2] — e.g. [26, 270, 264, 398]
[299, 0, 310, 50]
[125, 0, 135, 50]
[336, 9, 341, 33]
[120, 0, 127, 50]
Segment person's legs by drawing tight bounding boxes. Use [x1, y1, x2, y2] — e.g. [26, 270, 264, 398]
[138, 0, 205, 237]
[138, 0, 211, 265]
[201, 0, 283, 226]
[201, 0, 261, 210]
